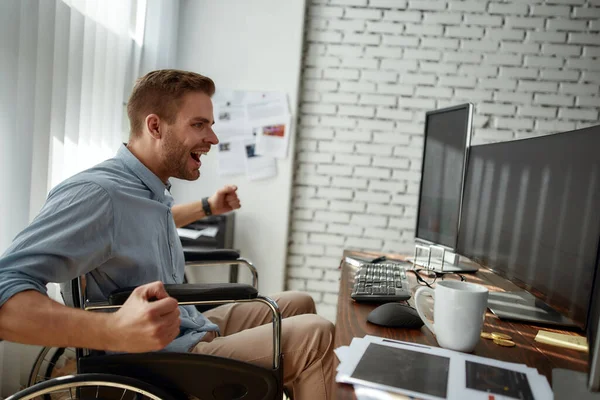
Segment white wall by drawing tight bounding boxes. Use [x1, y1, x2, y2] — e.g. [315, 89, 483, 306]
[290, 0, 600, 321]
[173, 0, 307, 296]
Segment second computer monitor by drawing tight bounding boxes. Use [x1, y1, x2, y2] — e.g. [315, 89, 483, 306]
[458, 125, 600, 328]
[416, 103, 473, 252]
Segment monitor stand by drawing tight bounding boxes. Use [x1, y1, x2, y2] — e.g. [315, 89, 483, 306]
[410, 244, 479, 273]
[553, 369, 600, 399]
[487, 291, 578, 328]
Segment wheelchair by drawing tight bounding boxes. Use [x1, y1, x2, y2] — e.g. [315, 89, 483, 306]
[12, 249, 284, 400]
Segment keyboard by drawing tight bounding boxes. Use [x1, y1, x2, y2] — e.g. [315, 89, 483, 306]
[351, 263, 411, 303]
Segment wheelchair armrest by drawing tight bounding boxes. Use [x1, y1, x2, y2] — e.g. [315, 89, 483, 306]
[182, 248, 240, 262]
[108, 283, 258, 306]
[182, 248, 259, 289]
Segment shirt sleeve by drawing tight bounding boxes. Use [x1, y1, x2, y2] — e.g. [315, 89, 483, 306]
[0, 180, 115, 307]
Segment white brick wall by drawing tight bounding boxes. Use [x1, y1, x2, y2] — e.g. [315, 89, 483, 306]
[288, 0, 600, 322]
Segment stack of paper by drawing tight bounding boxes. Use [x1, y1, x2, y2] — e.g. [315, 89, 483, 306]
[335, 335, 553, 400]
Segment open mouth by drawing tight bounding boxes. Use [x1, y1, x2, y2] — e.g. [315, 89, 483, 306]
[190, 150, 209, 166]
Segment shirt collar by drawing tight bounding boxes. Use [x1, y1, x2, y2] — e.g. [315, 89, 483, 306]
[116, 144, 173, 206]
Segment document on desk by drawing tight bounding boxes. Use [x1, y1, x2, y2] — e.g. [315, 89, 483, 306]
[176, 227, 218, 239]
[335, 335, 552, 400]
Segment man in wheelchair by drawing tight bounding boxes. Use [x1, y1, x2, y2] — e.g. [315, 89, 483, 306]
[0, 69, 335, 399]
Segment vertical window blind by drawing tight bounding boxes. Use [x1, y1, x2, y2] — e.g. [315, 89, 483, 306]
[0, 0, 179, 254]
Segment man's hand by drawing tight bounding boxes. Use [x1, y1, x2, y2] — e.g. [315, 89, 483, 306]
[171, 185, 240, 227]
[109, 281, 180, 352]
[208, 185, 241, 216]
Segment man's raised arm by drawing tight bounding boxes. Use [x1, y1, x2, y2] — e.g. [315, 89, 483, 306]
[171, 184, 240, 228]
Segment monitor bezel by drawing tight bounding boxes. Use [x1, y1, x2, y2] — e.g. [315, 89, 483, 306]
[415, 103, 473, 253]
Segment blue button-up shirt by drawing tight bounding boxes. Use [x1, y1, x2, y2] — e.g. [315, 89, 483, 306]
[0, 145, 218, 352]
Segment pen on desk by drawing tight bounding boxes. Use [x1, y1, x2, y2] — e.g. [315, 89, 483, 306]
[371, 256, 386, 263]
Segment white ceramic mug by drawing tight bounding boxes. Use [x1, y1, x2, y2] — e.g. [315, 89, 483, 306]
[414, 280, 489, 353]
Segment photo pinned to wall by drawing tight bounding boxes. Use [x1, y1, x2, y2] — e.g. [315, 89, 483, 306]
[243, 137, 276, 181]
[245, 142, 256, 158]
[219, 142, 231, 151]
[212, 89, 290, 178]
[254, 115, 292, 159]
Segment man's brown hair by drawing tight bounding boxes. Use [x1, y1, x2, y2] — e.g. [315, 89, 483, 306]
[127, 69, 216, 138]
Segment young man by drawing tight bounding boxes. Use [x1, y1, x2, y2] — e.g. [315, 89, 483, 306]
[0, 69, 334, 399]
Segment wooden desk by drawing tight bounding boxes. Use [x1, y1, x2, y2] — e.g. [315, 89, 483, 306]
[333, 250, 589, 399]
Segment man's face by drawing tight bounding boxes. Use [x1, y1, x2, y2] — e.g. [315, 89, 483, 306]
[161, 91, 218, 181]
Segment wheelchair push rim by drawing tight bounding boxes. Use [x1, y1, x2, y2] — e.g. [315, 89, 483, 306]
[9, 373, 177, 400]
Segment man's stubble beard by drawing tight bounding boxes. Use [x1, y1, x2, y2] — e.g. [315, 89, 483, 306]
[162, 128, 200, 181]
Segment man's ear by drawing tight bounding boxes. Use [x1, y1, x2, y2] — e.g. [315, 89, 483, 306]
[145, 114, 161, 139]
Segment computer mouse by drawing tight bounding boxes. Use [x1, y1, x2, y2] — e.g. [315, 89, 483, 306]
[367, 303, 424, 329]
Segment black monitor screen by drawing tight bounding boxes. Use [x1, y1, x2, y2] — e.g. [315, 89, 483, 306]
[458, 125, 600, 328]
[416, 104, 472, 251]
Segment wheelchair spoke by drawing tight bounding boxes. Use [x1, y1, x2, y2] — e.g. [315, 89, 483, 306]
[119, 389, 126, 400]
[29, 346, 79, 388]
[33, 387, 74, 400]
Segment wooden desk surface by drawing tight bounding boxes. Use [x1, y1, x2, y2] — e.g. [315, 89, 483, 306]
[333, 250, 589, 399]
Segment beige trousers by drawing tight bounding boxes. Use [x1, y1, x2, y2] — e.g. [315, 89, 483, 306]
[191, 291, 335, 400]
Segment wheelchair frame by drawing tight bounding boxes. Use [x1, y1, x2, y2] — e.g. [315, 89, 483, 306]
[18, 253, 284, 400]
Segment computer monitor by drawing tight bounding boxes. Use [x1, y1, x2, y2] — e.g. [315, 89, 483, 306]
[415, 103, 478, 272]
[415, 104, 476, 272]
[457, 124, 600, 329]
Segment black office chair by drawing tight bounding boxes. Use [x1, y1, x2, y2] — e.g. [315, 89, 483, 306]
[16, 250, 284, 400]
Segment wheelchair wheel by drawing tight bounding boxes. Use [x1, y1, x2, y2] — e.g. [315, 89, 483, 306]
[28, 347, 77, 387]
[9, 373, 176, 400]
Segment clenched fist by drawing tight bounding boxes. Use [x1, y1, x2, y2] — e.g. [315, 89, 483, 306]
[108, 281, 180, 352]
[208, 185, 241, 215]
